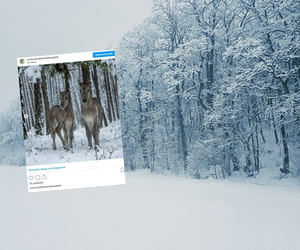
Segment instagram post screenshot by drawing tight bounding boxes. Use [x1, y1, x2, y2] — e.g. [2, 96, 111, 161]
[17, 51, 125, 192]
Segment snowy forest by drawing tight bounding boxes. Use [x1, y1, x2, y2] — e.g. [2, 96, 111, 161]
[0, 99, 25, 166]
[16, 59, 123, 166]
[0, 0, 299, 181]
[117, 0, 300, 179]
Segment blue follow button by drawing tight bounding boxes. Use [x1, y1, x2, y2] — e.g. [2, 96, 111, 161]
[93, 51, 115, 58]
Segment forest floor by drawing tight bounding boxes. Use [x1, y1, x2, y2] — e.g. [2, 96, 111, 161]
[0, 166, 299, 250]
[24, 120, 123, 166]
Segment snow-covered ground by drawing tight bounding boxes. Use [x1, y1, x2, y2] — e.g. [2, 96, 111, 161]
[0, 166, 299, 250]
[24, 120, 123, 166]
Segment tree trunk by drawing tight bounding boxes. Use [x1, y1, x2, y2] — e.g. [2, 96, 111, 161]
[18, 73, 27, 140]
[245, 139, 253, 175]
[41, 69, 51, 135]
[278, 85, 290, 174]
[63, 64, 70, 92]
[255, 116, 260, 173]
[280, 114, 289, 174]
[34, 78, 43, 135]
[24, 75, 35, 129]
[107, 71, 116, 121]
[92, 64, 103, 127]
[137, 81, 150, 169]
[269, 90, 279, 144]
[104, 69, 112, 123]
[224, 134, 231, 175]
[230, 146, 240, 171]
[111, 73, 120, 120]
[175, 83, 188, 171]
[206, 12, 215, 109]
[81, 64, 90, 83]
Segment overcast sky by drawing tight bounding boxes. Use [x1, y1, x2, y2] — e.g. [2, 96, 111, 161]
[0, 0, 152, 113]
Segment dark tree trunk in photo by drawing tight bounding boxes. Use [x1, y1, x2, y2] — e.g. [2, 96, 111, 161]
[41, 69, 51, 135]
[104, 69, 112, 123]
[34, 78, 43, 136]
[24, 74, 35, 129]
[21, 78, 30, 130]
[23, 81, 32, 129]
[81, 63, 90, 83]
[18, 73, 27, 140]
[63, 63, 70, 93]
[111, 74, 120, 120]
[101, 105, 108, 127]
[106, 71, 116, 122]
[92, 64, 103, 127]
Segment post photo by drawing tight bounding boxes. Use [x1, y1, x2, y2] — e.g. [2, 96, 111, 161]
[18, 55, 123, 167]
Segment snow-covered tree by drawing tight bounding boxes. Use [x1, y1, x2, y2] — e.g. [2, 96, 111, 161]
[118, 0, 300, 178]
[0, 99, 25, 166]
